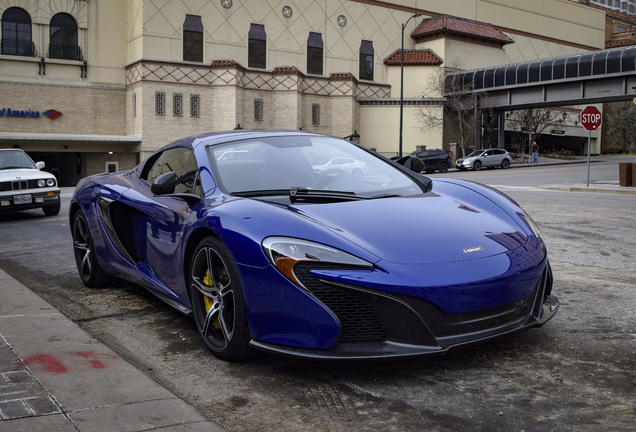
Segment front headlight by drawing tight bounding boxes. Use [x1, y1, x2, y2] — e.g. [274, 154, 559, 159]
[522, 210, 541, 239]
[37, 179, 46, 187]
[46, 178, 56, 187]
[262, 237, 372, 288]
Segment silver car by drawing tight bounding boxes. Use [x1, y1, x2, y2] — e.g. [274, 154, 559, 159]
[456, 148, 512, 171]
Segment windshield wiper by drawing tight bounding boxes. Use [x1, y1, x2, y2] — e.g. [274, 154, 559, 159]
[288, 187, 359, 203]
[232, 187, 360, 203]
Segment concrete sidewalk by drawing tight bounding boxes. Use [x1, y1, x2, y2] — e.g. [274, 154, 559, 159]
[0, 269, 226, 432]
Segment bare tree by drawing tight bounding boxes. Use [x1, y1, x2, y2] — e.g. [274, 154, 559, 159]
[416, 66, 484, 158]
[605, 102, 636, 153]
[505, 108, 567, 158]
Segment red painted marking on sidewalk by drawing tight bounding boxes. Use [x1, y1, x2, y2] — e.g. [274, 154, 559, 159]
[75, 351, 118, 369]
[23, 354, 67, 373]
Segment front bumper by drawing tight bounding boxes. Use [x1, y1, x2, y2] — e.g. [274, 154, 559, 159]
[0, 189, 60, 212]
[249, 262, 558, 360]
[251, 295, 558, 360]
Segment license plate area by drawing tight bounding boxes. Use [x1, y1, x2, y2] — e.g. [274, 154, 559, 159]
[14, 194, 32, 205]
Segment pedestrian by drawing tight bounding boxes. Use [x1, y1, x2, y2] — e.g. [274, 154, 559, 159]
[531, 141, 539, 164]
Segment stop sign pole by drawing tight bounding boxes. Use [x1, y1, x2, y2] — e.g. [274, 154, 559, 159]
[580, 105, 602, 187]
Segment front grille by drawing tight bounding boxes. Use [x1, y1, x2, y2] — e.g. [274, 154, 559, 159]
[397, 264, 552, 338]
[0, 180, 44, 192]
[293, 262, 552, 345]
[294, 263, 387, 343]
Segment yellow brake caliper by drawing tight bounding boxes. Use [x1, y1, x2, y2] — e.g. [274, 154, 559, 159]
[203, 269, 221, 329]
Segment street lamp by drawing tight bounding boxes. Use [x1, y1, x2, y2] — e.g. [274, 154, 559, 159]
[344, 130, 360, 144]
[399, 12, 421, 159]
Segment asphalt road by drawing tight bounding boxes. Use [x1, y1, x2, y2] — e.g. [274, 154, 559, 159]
[1, 157, 634, 431]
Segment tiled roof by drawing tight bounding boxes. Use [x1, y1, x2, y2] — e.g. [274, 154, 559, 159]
[211, 59, 240, 68]
[606, 38, 636, 48]
[411, 15, 513, 45]
[383, 49, 443, 66]
[273, 66, 300, 74]
[329, 72, 357, 81]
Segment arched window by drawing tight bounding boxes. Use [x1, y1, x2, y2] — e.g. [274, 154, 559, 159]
[1, 7, 35, 56]
[49, 13, 81, 60]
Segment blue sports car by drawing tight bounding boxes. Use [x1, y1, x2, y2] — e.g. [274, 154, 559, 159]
[70, 130, 558, 361]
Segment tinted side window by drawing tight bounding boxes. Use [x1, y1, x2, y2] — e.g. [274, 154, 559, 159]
[143, 147, 201, 196]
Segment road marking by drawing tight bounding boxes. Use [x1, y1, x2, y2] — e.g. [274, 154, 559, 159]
[528, 211, 636, 221]
[521, 203, 636, 214]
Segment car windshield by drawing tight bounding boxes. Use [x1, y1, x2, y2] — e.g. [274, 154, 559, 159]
[466, 150, 486, 158]
[208, 135, 424, 198]
[0, 150, 37, 170]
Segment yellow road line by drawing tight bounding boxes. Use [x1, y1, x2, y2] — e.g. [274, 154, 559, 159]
[529, 211, 636, 221]
[521, 203, 636, 214]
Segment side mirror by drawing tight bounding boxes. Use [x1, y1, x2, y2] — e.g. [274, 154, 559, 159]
[151, 171, 177, 195]
[151, 171, 202, 205]
[36, 161, 45, 170]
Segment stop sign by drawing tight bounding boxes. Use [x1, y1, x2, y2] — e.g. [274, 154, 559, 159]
[580, 105, 602, 131]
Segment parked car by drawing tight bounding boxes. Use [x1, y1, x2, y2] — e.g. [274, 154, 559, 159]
[70, 130, 557, 361]
[0, 149, 60, 216]
[456, 148, 512, 171]
[393, 155, 426, 173]
[415, 149, 451, 173]
[313, 157, 369, 178]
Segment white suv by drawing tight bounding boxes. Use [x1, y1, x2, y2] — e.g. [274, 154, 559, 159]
[0, 149, 61, 216]
[456, 148, 512, 171]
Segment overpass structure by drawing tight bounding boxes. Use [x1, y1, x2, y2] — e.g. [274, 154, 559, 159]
[446, 46, 636, 150]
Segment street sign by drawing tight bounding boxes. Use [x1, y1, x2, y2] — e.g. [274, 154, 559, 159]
[580, 105, 602, 131]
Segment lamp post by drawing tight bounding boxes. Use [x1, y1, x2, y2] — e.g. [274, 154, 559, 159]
[344, 130, 360, 144]
[399, 12, 421, 159]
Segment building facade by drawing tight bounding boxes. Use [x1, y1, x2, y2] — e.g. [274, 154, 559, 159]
[1, 0, 606, 184]
[589, 0, 636, 15]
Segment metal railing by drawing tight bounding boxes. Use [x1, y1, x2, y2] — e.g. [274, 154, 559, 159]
[48, 44, 83, 61]
[1, 39, 37, 57]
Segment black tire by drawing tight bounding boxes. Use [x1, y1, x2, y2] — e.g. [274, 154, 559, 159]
[43, 200, 60, 216]
[501, 159, 510, 169]
[473, 161, 482, 171]
[72, 209, 113, 287]
[189, 236, 250, 360]
[438, 162, 449, 173]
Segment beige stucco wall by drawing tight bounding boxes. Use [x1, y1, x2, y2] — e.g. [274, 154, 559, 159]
[386, 64, 440, 98]
[360, 103, 443, 157]
[382, 0, 605, 49]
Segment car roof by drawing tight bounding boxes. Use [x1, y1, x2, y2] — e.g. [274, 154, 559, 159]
[162, 130, 328, 152]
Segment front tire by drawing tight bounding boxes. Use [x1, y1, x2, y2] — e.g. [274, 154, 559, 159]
[189, 236, 250, 360]
[473, 161, 482, 171]
[43, 200, 60, 216]
[72, 209, 113, 287]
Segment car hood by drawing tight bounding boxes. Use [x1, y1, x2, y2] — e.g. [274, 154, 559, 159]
[0, 168, 54, 181]
[246, 181, 529, 266]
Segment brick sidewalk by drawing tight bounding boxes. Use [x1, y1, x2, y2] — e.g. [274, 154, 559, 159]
[0, 336, 62, 420]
